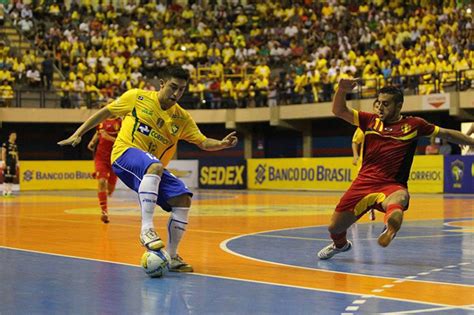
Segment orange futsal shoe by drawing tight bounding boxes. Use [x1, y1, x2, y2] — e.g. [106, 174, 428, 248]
[378, 210, 403, 247]
[100, 211, 110, 224]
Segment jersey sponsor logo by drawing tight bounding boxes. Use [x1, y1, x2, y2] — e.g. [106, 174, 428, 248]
[137, 122, 151, 135]
[141, 108, 153, 116]
[149, 129, 170, 145]
[171, 114, 185, 120]
[138, 95, 144, 100]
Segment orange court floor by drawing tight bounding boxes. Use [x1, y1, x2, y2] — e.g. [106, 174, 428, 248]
[0, 189, 473, 314]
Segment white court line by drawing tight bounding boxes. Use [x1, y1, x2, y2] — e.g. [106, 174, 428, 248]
[219, 228, 474, 288]
[379, 304, 474, 314]
[0, 245, 459, 309]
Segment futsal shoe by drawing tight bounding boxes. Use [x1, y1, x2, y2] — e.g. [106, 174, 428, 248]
[169, 254, 194, 272]
[100, 211, 110, 224]
[317, 240, 352, 260]
[378, 210, 402, 247]
[140, 228, 165, 251]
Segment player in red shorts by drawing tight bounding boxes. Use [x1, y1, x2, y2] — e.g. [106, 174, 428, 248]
[88, 116, 122, 223]
[318, 79, 474, 260]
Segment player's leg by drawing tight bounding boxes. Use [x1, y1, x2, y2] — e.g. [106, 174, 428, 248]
[156, 169, 194, 272]
[317, 210, 358, 260]
[166, 194, 193, 272]
[96, 159, 111, 223]
[107, 171, 118, 197]
[97, 177, 109, 223]
[378, 189, 409, 247]
[138, 162, 164, 250]
[3, 165, 12, 196]
[111, 148, 164, 250]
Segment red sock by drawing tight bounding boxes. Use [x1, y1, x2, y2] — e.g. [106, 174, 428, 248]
[384, 204, 403, 224]
[330, 231, 347, 248]
[98, 191, 107, 213]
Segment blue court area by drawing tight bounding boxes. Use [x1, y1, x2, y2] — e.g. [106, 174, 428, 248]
[0, 247, 467, 315]
[225, 219, 474, 286]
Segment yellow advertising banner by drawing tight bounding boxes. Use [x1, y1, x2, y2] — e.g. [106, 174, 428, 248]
[248, 157, 357, 191]
[409, 155, 443, 193]
[20, 161, 96, 190]
[248, 156, 443, 193]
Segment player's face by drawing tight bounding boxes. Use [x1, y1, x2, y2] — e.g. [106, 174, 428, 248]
[158, 77, 187, 107]
[9, 133, 16, 142]
[374, 93, 401, 122]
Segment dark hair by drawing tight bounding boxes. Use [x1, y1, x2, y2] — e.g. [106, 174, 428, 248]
[161, 66, 190, 81]
[378, 86, 404, 106]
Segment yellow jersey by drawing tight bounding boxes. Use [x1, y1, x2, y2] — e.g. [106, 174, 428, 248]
[107, 89, 207, 166]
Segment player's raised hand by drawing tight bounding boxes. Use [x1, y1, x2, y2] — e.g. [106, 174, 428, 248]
[58, 135, 82, 147]
[338, 78, 361, 92]
[221, 131, 238, 148]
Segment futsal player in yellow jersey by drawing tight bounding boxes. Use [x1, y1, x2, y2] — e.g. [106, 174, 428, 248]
[59, 66, 238, 272]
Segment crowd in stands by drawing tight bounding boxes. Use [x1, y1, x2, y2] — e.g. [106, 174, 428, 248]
[1, 0, 473, 108]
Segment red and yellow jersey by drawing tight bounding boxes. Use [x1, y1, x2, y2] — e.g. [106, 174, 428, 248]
[107, 89, 207, 167]
[354, 110, 439, 187]
[95, 117, 121, 161]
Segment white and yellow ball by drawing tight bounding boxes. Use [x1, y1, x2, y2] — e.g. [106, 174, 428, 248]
[141, 249, 171, 278]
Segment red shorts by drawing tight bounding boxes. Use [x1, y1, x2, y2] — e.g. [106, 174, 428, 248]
[335, 180, 409, 218]
[95, 157, 117, 185]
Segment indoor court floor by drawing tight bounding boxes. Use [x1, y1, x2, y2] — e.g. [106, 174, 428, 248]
[0, 189, 473, 314]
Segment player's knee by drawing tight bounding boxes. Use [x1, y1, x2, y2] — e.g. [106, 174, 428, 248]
[98, 178, 107, 191]
[168, 194, 192, 208]
[145, 162, 164, 176]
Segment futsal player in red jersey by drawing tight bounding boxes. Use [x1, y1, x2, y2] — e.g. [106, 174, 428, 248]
[88, 116, 122, 223]
[318, 79, 474, 259]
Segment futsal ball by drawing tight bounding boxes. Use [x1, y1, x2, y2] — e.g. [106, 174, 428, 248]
[141, 249, 171, 278]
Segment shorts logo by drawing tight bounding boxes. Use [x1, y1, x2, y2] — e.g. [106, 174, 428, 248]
[137, 123, 151, 135]
[254, 164, 266, 184]
[157, 118, 165, 128]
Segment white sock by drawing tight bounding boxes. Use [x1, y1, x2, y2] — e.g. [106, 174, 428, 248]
[139, 174, 161, 233]
[167, 207, 189, 258]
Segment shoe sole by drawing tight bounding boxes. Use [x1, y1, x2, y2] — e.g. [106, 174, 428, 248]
[169, 266, 194, 273]
[378, 211, 403, 247]
[100, 214, 109, 224]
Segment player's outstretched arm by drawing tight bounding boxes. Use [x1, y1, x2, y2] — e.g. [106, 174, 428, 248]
[58, 107, 113, 147]
[437, 127, 474, 145]
[333, 78, 360, 125]
[198, 131, 238, 151]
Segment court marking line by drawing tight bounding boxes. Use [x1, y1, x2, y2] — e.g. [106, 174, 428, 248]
[379, 304, 474, 314]
[343, 260, 473, 314]
[0, 245, 459, 309]
[219, 227, 474, 288]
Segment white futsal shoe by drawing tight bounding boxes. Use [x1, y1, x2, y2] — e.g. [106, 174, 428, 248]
[317, 241, 352, 260]
[140, 228, 165, 251]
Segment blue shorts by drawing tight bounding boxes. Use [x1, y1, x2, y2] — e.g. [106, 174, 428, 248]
[112, 148, 192, 212]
